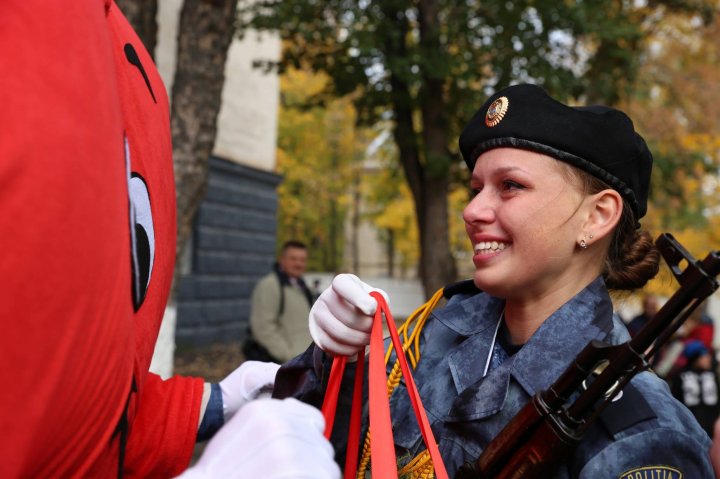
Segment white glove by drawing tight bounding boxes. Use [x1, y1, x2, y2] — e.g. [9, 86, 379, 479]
[176, 398, 340, 479]
[219, 361, 280, 421]
[308, 274, 388, 356]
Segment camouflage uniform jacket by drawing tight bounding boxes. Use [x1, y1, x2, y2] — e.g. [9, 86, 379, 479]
[274, 277, 713, 478]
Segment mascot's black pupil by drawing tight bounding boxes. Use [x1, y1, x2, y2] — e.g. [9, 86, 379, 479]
[132, 222, 151, 309]
[128, 169, 155, 312]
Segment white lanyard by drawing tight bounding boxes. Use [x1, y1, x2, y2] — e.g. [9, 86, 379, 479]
[482, 309, 504, 378]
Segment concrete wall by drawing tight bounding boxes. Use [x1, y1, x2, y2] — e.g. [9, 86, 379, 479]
[213, 30, 280, 170]
[175, 158, 281, 344]
[156, 0, 280, 172]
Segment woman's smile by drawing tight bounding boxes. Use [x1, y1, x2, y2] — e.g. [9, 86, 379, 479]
[474, 240, 507, 254]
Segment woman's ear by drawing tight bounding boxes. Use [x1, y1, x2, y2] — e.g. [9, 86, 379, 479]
[581, 189, 623, 245]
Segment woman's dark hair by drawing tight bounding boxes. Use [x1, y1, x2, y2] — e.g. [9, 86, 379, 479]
[567, 167, 660, 290]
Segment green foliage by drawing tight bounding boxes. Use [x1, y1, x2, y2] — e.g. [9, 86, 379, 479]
[240, 0, 717, 284]
[650, 148, 711, 229]
[362, 129, 419, 273]
[623, 6, 720, 231]
[238, 1, 688, 117]
[622, 5, 720, 297]
[275, 68, 370, 271]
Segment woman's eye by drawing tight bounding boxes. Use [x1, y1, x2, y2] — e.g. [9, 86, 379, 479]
[501, 180, 524, 191]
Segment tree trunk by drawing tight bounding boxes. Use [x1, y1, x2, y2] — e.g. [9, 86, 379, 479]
[389, 103, 457, 297]
[171, 0, 238, 263]
[115, 0, 158, 59]
[418, 0, 457, 296]
[394, 120, 456, 297]
[384, 0, 457, 298]
[387, 229, 395, 278]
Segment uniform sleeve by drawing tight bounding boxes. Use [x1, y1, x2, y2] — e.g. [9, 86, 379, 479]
[123, 373, 205, 479]
[578, 428, 713, 479]
[250, 277, 293, 361]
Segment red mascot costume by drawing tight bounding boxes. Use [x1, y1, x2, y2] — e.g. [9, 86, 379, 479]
[0, 2, 340, 478]
[0, 1, 203, 476]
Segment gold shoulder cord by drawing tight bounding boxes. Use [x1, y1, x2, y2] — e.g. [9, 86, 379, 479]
[356, 287, 446, 479]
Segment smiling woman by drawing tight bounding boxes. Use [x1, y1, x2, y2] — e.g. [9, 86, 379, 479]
[273, 84, 713, 478]
[463, 148, 601, 333]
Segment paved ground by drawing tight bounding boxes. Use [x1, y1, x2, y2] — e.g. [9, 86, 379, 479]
[173, 341, 246, 382]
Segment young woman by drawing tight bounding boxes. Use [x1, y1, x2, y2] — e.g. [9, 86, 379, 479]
[275, 84, 713, 477]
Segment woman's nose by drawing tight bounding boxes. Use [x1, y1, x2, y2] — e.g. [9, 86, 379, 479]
[463, 191, 496, 224]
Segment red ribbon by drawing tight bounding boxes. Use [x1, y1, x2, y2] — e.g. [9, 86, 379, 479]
[321, 291, 448, 479]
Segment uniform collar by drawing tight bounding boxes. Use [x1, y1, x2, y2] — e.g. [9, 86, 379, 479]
[511, 277, 614, 395]
[443, 276, 615, 421]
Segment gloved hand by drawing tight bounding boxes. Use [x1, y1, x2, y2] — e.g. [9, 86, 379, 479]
[219, 360, 280, 421]
[308, 273, 388, 356]
[176, 398, 340, 479]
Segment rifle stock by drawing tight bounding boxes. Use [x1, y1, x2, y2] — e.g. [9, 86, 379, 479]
[456, 234, 720, 478]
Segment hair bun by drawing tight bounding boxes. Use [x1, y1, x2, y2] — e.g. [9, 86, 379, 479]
[604, 229, 660, 290]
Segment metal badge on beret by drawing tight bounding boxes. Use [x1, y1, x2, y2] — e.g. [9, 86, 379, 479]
[484, 96, 509, 127]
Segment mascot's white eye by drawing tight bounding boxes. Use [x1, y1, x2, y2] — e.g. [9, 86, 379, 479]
[125, 136, 155, 310]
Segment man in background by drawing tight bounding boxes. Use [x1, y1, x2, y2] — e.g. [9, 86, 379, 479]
[246, 241, 315, 363]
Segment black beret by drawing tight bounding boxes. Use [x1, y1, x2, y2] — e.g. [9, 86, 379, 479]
[459, 84, 653, 219]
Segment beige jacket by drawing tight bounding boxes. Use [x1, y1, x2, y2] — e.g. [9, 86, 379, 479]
[249, 272, 313, 362]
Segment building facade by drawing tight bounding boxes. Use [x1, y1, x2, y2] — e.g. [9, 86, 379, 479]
[151, 0, 281, 376]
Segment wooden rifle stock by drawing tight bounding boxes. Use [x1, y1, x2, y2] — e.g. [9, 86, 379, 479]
[456, 234, 720, 479]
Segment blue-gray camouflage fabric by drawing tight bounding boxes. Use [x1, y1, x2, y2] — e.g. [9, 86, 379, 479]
[273, 276, 713, 478]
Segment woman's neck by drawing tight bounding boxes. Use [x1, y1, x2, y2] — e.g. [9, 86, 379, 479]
[502, 275, 598, 345]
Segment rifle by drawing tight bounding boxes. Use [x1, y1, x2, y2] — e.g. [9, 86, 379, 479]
[456, 233, 720, 479]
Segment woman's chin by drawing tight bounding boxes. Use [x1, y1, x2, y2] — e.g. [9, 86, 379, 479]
[472, 274, 503, 297]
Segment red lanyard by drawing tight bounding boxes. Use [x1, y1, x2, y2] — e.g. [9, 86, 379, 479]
[321, 292, 449, 479]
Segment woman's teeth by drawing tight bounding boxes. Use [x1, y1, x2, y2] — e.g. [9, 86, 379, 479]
[474, 241, 507, 253]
